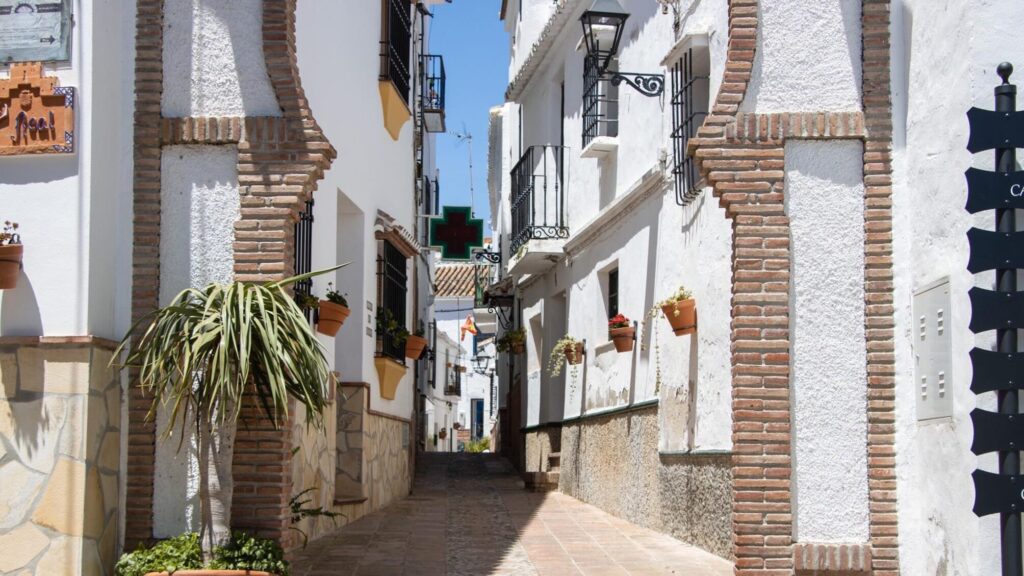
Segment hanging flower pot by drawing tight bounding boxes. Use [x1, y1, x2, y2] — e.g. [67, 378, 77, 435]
[511, 342, 525, 354]
[0, 221, 23, 290]
[564, 342, 584, 365]
[608, 314, 635, 353]
[657, 286, 697, 336]
[661, 298, 696, 336]
[497, 329, 527, 355]
[405, 334, 428, 359]
[317, 301, 350, 337]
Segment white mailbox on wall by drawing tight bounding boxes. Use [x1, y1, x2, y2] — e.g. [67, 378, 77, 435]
[913, 278, 954, 420]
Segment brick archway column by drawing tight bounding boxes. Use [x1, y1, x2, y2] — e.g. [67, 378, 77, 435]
[688, 1, 899, 574]
[127, 0, 335, 552]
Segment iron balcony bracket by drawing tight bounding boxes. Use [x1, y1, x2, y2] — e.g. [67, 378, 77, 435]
[607, 71, 665, 97]
[473, 250, 502, 265]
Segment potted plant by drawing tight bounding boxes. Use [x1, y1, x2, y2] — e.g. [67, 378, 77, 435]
[548, 336, 584, 377]
[608, 313, 635, 353]
[115, 531, 290, 576]
[317, 282, 350, 337]
[658, 285, 696, 336]
[113, 265, 341, 566]
[0, 220, 23, 290]
[405, 325, 428, 360]
[496, 329, 526, 355]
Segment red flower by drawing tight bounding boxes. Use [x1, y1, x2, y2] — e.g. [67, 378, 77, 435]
[608, 314, 630, 329]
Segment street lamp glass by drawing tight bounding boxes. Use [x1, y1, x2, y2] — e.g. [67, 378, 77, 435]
[580, 0, 628, 73]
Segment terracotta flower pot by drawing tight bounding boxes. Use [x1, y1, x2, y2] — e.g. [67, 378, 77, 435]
[511, 342, 525, 355]
[661, 298, 697, 336]
[405, 334, 428, 359]
[0, 244, 23, 290]
[564, 342, 584, 365]
[609, 326, 635, 353]
[145, 571, 275, 576]
[317, 301, 350, 337]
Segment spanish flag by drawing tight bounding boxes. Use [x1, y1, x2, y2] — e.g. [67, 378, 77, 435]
[460, 314, 478, 341]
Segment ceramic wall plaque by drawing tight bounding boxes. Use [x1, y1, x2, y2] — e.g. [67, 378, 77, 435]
[0, 62, 75, 156]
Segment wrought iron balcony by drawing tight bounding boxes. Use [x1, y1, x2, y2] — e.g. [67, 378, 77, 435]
[421, 54, 446, 133]
[510, 145, 570, 255]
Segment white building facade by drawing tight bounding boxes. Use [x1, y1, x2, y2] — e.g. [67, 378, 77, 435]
[487, 0, 1024, 574]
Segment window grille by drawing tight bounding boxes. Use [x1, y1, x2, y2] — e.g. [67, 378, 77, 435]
[582, 55, 619, 149]
[380, 0, 412, 106]
[670, 47, 709, 206]
[294, 199, 314, 322]
[376, 240, 408, 362]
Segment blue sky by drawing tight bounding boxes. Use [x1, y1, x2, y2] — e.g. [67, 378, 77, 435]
[430, 0, 509, 237]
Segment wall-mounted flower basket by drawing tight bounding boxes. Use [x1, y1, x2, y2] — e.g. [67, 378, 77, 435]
[608, 314, 635, 353]
[564, 342, 585, 365]
[317, 301, 350, 337]
[439, 428, 448, 440]
[0, 221, 22, 290]
[0, 244, 23, 290]
[511, 342, 525, 355]
[662, 298, 696, 336]
[405, 334, 428, 359]
[375, 356, 407, 400]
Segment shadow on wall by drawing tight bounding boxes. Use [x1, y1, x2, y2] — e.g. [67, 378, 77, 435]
[1, 273, 43, 337]
[0, 154, 77, 186]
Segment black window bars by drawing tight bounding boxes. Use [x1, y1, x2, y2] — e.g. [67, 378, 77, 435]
[670, 47, 709, 206]
[294, 199, 314, 323]
[380, 0, 412, 106]
[582, 55, 619, 149]
[376, 240, 408, 363]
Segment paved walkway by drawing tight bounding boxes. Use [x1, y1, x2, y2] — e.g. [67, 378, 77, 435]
[291, 453, 733, 576]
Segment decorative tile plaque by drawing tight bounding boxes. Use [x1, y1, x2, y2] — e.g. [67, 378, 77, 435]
[0, 62, 74, 156]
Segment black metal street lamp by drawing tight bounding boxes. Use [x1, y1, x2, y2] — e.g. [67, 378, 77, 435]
[472, 354, 492, 375]
[580, 0, 665, 97]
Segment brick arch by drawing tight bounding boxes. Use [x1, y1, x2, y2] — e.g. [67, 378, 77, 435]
[687, 0, 898, 574]
[127, 0, 336, 551]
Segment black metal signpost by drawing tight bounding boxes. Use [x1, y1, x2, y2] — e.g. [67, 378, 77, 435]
[967, 63, 1024, 576]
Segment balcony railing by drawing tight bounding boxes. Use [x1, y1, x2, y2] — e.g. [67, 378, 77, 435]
[421, 54, 446, 132]
[510, 145, 569, 254]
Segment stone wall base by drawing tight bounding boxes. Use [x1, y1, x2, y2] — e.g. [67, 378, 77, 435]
[558, 406, 732, 560]
[0, 337, 121, 576]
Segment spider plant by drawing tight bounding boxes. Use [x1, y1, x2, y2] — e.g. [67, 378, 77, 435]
[112, 264, 346, 559]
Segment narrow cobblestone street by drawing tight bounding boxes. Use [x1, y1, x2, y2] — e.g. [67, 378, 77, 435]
[291, 453, 733, 576]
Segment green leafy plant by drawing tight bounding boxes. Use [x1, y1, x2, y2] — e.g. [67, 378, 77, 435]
[376, 308, 410, 348]
[289, 486, 345, 548]
[1, 221, 20, 245]
[656, 285, 693, 316]
[112, 265, 345, 558]
[547, 336, 582, 378]
[115, 532, 203, 576]
[324, 282, 348, 307]
[296, 292, 320, 311]
[210, 531, 290, 575]
[465, 437, 490, 453]
[496, 328, 526, 353]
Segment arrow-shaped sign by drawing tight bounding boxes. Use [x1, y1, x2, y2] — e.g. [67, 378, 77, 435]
[973, 469, 1024, 517]
[967, 108, 1024, 153]
[965, 168, 1024, 213]
[967, 227, 1024, 273]
[970, 348, 1024, 394]
[971, 409, 1024, 455]
[969, 286, 1024, 333]
[39, 36, 56, 44]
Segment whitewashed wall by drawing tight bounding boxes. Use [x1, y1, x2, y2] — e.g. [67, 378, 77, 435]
[162, 0, 280, 118]
[741, 0, 862, 113]
[503, 0, 732, 450]
[891, 0, 1024, 573]
[0, 0, 135, 341]
[296, 1, 421, 419]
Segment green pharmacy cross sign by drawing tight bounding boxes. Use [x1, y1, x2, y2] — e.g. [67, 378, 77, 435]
[428, 206, 484, 261]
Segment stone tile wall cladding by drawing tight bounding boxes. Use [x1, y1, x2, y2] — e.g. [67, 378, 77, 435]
[289, 383, 412, 545]
[129, 0, 335, 553]
[0, 338, 121, 576]
[558, 407, 732, 560]
[686, 0, 897, 573]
